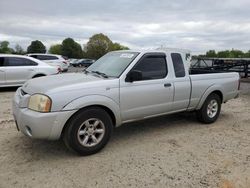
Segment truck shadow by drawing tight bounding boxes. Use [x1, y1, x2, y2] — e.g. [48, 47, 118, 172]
[0, 86, 19, 92]
[112, 112, 200, 142]
[10, 111, 201, 159]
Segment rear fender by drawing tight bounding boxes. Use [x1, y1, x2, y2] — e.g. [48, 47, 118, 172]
[196, 85, 224, 110]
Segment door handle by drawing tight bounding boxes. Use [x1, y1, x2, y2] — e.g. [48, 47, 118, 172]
[28, 69, 34, 71]
[0, 70, 4, 72]
[164, 83, 172, 87]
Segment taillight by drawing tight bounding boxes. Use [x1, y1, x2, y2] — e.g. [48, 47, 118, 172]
[57, 67, 62, 73]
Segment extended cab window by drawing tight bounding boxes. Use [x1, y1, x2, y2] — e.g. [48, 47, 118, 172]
[4, 57, 38, 66]
[171, 53, 185, 77]
[132, 54, 167, 80]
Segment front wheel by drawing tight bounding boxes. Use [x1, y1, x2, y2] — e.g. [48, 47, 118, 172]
[196, 93, 221, 124]
[63, 107, 113, 155]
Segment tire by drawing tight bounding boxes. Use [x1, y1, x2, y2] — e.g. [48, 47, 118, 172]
[63, 107, 113, 156]
[196, 93, 221, 124]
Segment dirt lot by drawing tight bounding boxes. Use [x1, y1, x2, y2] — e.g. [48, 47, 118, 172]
[0, 83, 249, 188]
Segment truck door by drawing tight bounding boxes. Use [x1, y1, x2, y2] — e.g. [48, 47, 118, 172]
[120, 53, 174, 121]
[171, 53, 191, 111]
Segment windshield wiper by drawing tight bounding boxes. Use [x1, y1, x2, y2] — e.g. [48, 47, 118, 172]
[91, 71, 109, 78]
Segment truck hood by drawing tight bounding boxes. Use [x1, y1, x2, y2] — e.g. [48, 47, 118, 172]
[22, 73, 111, 94]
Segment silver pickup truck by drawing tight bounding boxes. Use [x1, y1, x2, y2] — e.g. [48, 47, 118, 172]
[13, 49, 240, 155]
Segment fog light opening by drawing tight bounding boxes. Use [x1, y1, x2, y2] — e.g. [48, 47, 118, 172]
[25, 126, 32, 137]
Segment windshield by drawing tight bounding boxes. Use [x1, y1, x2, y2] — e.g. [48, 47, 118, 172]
[86, 51, 139, 77]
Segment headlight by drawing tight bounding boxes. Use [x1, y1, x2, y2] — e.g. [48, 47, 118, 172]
[28, 94, 52, 112]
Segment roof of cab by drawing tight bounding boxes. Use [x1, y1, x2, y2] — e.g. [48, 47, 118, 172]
[114, 48, 191, 54]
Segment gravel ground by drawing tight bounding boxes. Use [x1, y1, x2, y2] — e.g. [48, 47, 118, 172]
[0, 81, 249, 188]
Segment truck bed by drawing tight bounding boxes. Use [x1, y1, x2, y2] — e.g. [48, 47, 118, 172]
[189, 68, 225, 75]
[188, 71, 239, 110]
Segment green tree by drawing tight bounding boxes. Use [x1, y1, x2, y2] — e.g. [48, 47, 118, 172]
[200, 49, 250, 58]
[14, 44, 25, 54]
[229, 49, 244, 58]
[27, 40, 46, 53]
[205, 50, 217, 57]
[217, 50, 230, 58]
[84, 34, 128, 59]
[111, 42, 129, 51]
[244, 50, 250, 58]
[61, 38, 82, 58]
[0, 41, 13, 53]
[49, 44, 62, 54]
[85, 33, 113, 59]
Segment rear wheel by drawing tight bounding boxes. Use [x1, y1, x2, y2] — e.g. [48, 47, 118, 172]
[196, 93, 221, 124]
[63, 107, 113, 156]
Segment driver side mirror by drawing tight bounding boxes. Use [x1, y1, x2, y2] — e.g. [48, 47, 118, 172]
[125, 70, 142, 82]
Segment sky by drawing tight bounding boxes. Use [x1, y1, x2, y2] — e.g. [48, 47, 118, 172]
[1, 0, 250, 54]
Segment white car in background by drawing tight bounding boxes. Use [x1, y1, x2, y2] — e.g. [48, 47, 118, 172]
[0, 54, 59, 87]
[27, 53, 69, 72]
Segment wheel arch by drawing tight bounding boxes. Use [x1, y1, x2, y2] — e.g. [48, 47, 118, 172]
[32, 73, 46, 78]
[61, 104, 117, 139]
[211, 90, 223, 102]
[59, 95, 122, 138]
[196, 85, 224, 110]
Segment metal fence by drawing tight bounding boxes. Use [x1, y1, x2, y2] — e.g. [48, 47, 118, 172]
[191, 58, 250, 78]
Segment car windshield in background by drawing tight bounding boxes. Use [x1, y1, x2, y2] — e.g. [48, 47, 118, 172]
[86, 52, 139, 77]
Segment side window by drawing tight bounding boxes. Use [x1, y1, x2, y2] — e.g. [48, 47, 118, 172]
[171, 53, 185, 77]
[30, 55, 37, 58]
[0, 57, 4, 66]
[4, 57, 37, 66]
[49, 56, 59, 60]
[25, 59, 38, 66]
[38, 55, 58, 60]
[33, 55, 44, 60]
[132, 54, 167, 80]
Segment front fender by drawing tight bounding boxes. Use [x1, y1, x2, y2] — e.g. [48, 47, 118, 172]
[62, 95, 122, 126]
[196, 85, 224, 110]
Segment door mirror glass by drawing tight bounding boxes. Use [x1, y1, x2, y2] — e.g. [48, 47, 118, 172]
[125, 70, 142, 82]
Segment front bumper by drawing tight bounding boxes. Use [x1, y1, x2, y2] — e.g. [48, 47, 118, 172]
[12, 88, 77, 140]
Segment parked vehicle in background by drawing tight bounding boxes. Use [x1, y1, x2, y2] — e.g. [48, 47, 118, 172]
[13, 49, 240, 155]
[69, 59, 78, 66]
[0, 54, 59, 87]
[72, 59, 95, 67]
[68, 58, 78, 66]
[27, 54, 69, 72]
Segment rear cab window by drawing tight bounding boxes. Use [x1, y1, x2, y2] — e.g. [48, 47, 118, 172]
[171, 53, 185, 78]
